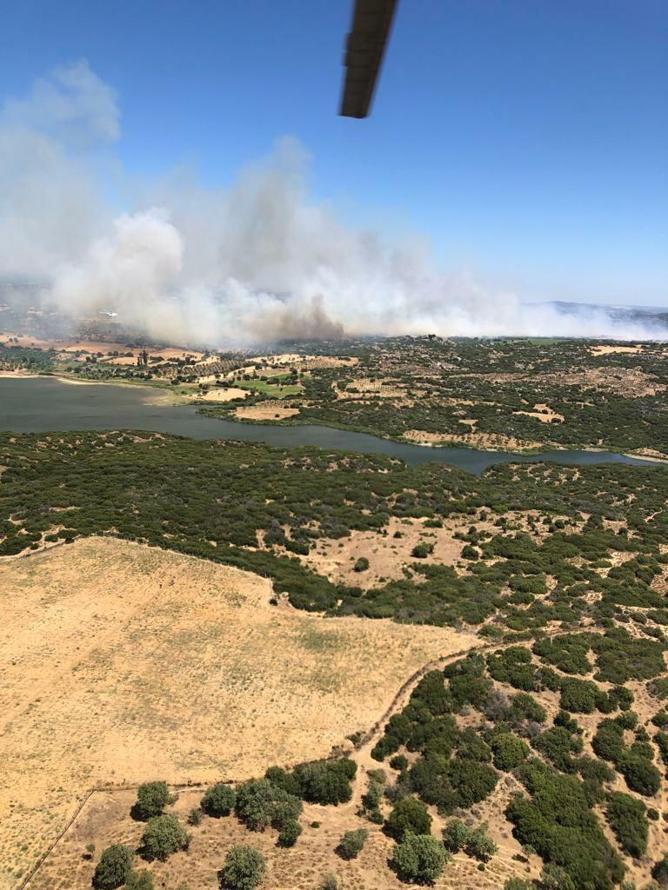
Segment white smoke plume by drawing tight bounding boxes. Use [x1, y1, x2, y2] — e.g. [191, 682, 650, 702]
[1, 62, 665, 346]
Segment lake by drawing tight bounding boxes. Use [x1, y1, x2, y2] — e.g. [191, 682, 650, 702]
[0, 376, 660, 474]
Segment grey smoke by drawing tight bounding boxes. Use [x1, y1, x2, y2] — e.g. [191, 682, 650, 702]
[1, 62, 665, 346]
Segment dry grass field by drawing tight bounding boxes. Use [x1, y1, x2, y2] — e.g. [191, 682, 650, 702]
[0, 538, 476, 890]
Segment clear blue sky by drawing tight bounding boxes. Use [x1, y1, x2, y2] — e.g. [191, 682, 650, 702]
[2, 0, 667, 305]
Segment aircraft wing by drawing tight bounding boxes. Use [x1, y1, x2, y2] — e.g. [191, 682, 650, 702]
[339, 0, 397, 118]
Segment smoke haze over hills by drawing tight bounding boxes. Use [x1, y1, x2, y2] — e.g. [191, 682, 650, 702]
[1, 62, 666, 347]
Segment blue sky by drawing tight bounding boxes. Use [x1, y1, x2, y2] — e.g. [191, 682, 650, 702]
[2, 0, 667, 306]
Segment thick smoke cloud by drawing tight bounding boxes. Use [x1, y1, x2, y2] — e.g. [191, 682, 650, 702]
[1, 63, 664, 346]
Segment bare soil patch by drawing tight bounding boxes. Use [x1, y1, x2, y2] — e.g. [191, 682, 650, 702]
[0, 538, 475, 890]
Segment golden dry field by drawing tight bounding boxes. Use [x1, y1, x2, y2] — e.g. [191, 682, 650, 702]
[0, 538, 476, 890]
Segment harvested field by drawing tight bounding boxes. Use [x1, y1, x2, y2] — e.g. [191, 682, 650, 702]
[589, 344, 643, 355]
[0, 538, 475, 890]
[198, 386, 249, 402]
[234, 402, 300, 420]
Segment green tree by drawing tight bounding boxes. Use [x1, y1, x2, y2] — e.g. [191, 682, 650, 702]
[605, 791, 648, 857]
[390, 834, 448, 884]
[235, 779, 301, 831]
[538, 864, 576, 890]
[620, 754, 661, 796]
[491, 733, 529, 771]
[133, 781, 170, 821]
[442, 819, 470, 853]
[219, 846, 266, 890]
[385, 796, 432, 841]
[141, 814, 188, 861]
[201, 783, 236, 817]
[464, 824, 497, 862]
[93, 845, 134, 890]
[277, 818, 302, 847]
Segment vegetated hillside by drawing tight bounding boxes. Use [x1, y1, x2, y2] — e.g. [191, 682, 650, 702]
[1, 431, 667, 888]
[1, 431, 666, 629]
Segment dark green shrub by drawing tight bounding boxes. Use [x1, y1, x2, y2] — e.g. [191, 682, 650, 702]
[390, 754, 408, 772]
[141, 815, 188, 861]
[219, 846, 266, 890]
[389, 834, 448, 884]
[648, 677, 668, 699]
[491, 733, 529, 771]
[336, 828, 368, 860]
[510, 692, 546, 724]
[442, 818, 470, 852]
[507, 759, 624, 890]
[532, 726, 582, 773]
[605, 791, 647, 857]
[125, 872, 154, 890]
[277, 818, 302, 847]
[487, 647, 536, 691]
[653, 853, 668, 887]
[187, 807, 202, 826]
[655, 730, 668, 765]
[411, 543, 433, 559]
[538, 864, 576, 889]
[353, 557, 369, 572]
[533, 635, 592, 675]
[619, 754, 661, 796]
[235, 779, 302, 831]
[93, 845, 134, 889]
[592, 719, 625, 763]
[559, 678, 603, 714]
[361, 769, 385, 822]
[133, 781, 170, 821]
[201, 783, 236, 817]
[465, 823, 497, 862]
[651, 708, 668, 729]
[457, 728, 492, 763]
[385, 796, 432, 841]
[292, 758, 357, 805]
[447, 757, 498, 807]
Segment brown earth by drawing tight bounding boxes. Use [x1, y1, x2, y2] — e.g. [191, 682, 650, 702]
[0, 538, 476, 890]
